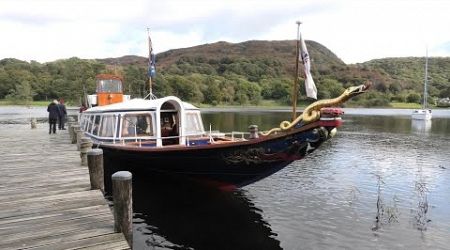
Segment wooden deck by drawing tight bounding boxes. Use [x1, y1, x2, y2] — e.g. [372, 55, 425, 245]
[0, 123, 130, 249]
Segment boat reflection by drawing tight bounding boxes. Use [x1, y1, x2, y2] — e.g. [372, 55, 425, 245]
[129, 173, 281, 250]
[411, 119, 431, 134]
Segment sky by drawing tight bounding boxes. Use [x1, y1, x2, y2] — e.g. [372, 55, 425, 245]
[1, 0, 449, 64]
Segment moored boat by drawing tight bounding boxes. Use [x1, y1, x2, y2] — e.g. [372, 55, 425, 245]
[79, 26, 371, 190]
[80, 80, 369, 189]
[412, 50, 432, 120]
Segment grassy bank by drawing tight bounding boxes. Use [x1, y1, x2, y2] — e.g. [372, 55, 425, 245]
[389, 102, 423, 109]
[0, 100, 51, 106]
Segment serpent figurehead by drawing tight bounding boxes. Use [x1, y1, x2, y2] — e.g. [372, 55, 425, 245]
[301, 80, 371, 123]
[262, 81, 371, 136]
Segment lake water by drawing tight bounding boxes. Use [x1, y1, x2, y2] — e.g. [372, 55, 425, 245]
[1, 106, 450, 249]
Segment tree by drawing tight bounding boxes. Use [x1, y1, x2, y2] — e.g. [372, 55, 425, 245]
[407, 92, 421, 103]
[5, 80, 35, 104]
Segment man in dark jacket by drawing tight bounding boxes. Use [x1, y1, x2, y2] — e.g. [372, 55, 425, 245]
[47, 100, 59, 134]
[57, 98, 67, 130]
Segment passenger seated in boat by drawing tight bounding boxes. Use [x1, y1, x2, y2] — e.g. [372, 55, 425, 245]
[161, 117, 173, 137]
[122, 117, 137, 137]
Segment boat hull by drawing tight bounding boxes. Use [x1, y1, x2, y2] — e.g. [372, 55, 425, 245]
[100, 121, 337, 190]
[412, 109, 432, 120]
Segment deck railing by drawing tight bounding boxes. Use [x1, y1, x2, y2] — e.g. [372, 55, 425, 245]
[99, 130, 252, 148]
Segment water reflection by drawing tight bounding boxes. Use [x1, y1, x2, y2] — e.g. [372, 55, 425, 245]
[411, 120, 432, 134]
[371, 174, 399, 232]
[131, 174, 281, 250]
[413, 159, 430, 232]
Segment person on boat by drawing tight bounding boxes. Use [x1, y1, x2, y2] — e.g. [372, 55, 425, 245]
[57, 98, 67, 130]
[161, 117, 173, 137]
[47, 100, 59, 134]
[79, 103, 87, 113]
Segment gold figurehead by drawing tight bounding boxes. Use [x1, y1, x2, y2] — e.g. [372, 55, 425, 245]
[262, 81, 372, 136]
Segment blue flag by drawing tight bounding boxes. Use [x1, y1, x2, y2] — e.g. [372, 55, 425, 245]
[148, 34, 156, 78]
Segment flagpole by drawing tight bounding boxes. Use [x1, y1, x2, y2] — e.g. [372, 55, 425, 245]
[292, 21, 301, 121]
[147, 28, 153, 98]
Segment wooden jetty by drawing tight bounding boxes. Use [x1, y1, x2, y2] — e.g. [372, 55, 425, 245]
[0, 124, 130, 249]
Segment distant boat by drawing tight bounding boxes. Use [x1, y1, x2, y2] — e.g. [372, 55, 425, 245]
[412, 51, 432, 120]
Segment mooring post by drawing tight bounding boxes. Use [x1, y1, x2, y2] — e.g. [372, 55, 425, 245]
[87, 148, 104, 192]
[112, 171, 133, 247]
[67, 122, 73, 139]
[79, 137, 93, 166]
[75, 128, 84, 150]
[248, 124, 259, 139]
[70, 124, 80, 144]
[30, 118, 37, 129]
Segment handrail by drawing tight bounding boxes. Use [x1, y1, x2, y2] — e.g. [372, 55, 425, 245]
[107, 130, 252, 148]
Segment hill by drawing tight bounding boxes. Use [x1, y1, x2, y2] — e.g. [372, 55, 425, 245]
[98, 40, 345, 77]
[156, 40, 344, 73]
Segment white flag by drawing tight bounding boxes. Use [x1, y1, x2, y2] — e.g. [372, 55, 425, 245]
[300, 33, 317, 99]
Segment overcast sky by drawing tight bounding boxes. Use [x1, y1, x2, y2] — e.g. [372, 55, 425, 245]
[1, 0, 449, 64]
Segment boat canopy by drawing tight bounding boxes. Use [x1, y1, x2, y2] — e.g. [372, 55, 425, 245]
[85, 96, 199, 113]
[81, 96, 204, 147]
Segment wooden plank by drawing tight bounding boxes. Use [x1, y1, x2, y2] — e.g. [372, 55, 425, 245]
[0, 205, 109, 226]
[22, 232, 130, 250]
[0, 191, 108, 219]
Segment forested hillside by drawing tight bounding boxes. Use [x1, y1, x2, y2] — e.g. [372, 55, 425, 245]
[1, 40, 449, 107]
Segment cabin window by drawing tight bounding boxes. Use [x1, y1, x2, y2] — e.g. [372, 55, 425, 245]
[87, 115, 95, 133]
[99, 114, 116, 137]
[97, 79, 122, 93]
[121, 113, 153, 137]
[185, 112, 204, 135]
[86, 115, 92, 131]
[92, 115, 101, 135]
[80, 115, 87, 130]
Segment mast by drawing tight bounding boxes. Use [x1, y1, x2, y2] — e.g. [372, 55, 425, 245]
[292, 21, 301, 120]
[423, 48, 428, 109]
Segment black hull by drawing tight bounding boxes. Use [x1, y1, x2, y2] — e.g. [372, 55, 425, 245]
[100, 122, 336, 190]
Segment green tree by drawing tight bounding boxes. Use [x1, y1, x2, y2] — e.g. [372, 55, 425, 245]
[5, 80, 35, 104]
[407, 92, 421, 103]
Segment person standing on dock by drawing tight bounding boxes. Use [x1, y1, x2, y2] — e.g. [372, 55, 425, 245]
[47, 100, 59, 134]
[57, 98, 67, 130]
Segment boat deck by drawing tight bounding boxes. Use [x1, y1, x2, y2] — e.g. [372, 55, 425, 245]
[0, 124, 130, 249]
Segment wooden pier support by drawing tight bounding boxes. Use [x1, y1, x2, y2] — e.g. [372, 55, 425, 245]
[112, 171, 133, 247]
[76, 128, 84, 150]
[69, 124, 80, 144]
[30, 117, 37, 129]
[87, 148, 104, 192]
[80, 137, 93, 166]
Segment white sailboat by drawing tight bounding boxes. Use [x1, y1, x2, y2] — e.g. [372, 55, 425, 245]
[412, 51, 432, 120]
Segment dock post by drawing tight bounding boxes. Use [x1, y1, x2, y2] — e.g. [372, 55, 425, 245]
[69, 122, 80, 144]
[87, 148, 104, 192]
[30, 118, 37, 129]
[76, 129, 84, 150]
[70, 124, 80, 144]
[80, 137, 93, 166]
[112, 171, 133, 247]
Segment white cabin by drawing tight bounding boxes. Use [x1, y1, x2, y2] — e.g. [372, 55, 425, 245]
[79, 96, 205, 147]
